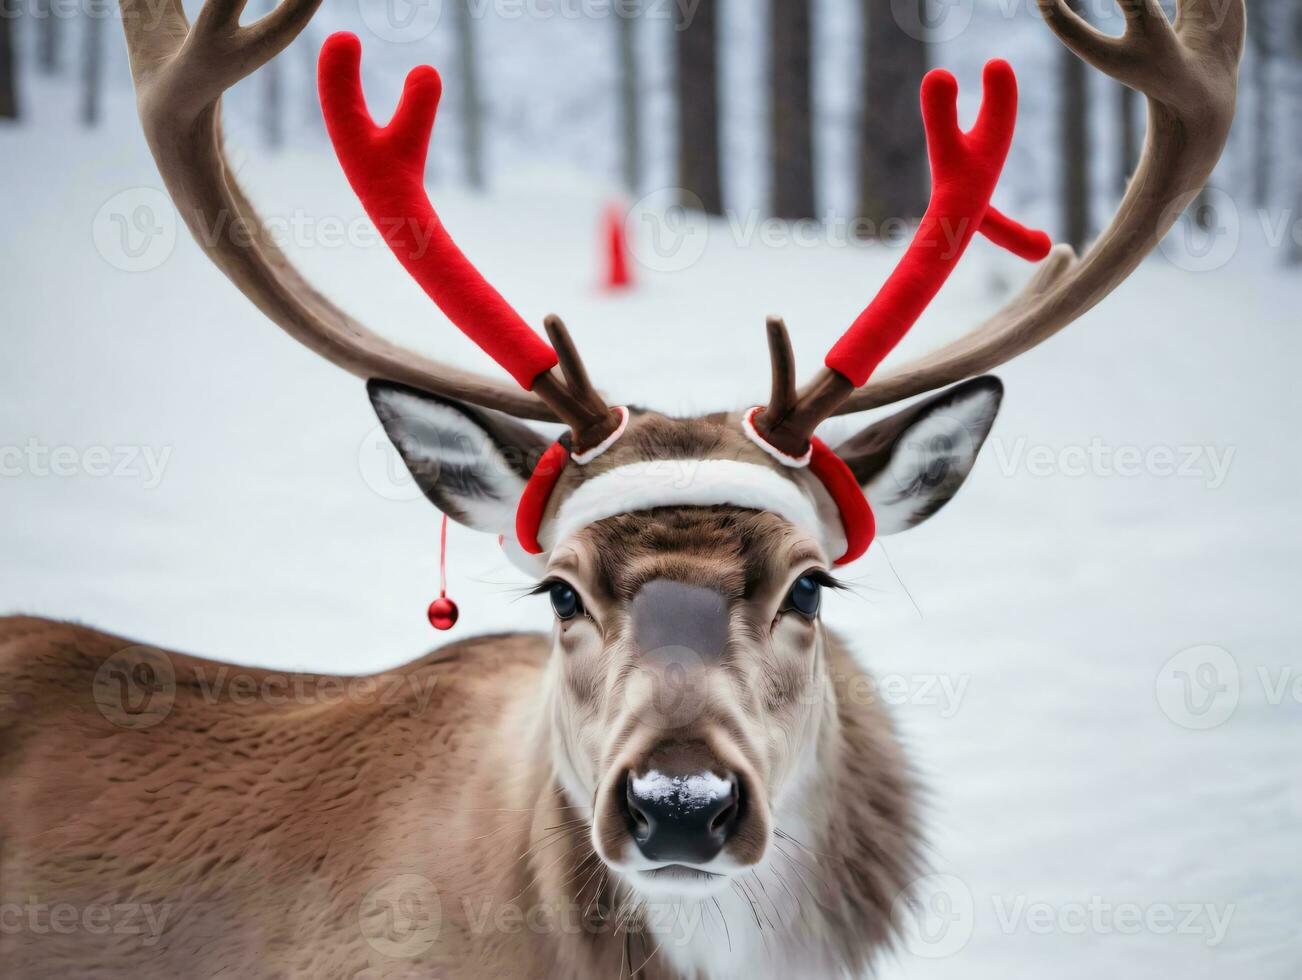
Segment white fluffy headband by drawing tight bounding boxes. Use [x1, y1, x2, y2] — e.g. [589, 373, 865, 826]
[502, 458, 846, 574]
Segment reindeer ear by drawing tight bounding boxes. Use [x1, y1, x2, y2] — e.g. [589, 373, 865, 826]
[367, 381, 550, 536]
[833, 377, 1003, 535]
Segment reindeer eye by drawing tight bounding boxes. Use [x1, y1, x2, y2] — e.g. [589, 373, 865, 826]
[548, 582, 583, 621]
[785, 575, 822, 618]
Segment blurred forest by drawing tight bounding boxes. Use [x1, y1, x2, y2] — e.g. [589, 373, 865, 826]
[0, 0, 1298, 263]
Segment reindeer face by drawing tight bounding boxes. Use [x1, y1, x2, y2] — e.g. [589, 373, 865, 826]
[369, 377, 1005, 896]
[544, 506, 835, 896]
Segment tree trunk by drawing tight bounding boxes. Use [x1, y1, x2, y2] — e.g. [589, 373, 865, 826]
[1248, 0, 1272, 207]
[674, 0, 723, 215]
[35, 0, 60, 74]
[0, 5, 17, 119]
[302, 29, 321, 134]
[1117, 84, 1138, 196]
[80, 5, 103, 126]
[616, 0, 642, 194]
[260, 0, 283, 149]
[857, 0, 928, 237]
[1288, 3, 1302, 265]
[770, 0, 815, 219]
[1060, 0, 1092, 252]
[453, 0, 485, 190]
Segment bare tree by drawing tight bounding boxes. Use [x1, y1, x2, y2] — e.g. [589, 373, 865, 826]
[770, 0, 815, 219]
[0, 5, 16, 119]
[34, 0, 60, 74]
[1289, 2, 1302, 265]
[80, 4, 103, 126]
[675, 0, 723, 215]
[1247, 0, 1273, 207]
[857, 0, 928, 237]
[1060, 0, 1092, 251]
[301, 29, 321, 134]
[260, 0, 283, 147]
[1117, 84, 1138, 195]
[616, 0, 642, 194]
[453, 0, 484, 189]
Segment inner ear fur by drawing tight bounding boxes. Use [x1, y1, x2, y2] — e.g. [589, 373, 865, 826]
[832, 376, 1003, 487]
[367, 379, 550, 529]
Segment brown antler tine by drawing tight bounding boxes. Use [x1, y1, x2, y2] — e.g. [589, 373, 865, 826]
[535, 315, 623, 454]
[543, 314, 600, 406]
[763, 316, 798, 424]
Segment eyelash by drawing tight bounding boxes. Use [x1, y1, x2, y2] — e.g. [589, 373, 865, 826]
[800, 569, 844, 591]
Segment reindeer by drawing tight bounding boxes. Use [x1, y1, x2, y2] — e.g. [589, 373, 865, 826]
[0, 1, 1242, 977]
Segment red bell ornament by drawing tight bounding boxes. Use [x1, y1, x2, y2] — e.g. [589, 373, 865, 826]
[427, 596, 459, 631]
[427, 513, 458, 631]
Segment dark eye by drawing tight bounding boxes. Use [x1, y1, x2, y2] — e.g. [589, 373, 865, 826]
[785, 575, 822, 618]
[548, 582, 583, 621]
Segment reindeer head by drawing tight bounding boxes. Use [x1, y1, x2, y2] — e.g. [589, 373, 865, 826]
[369, 381, 1002, 895]
[117, 0, 1245, 914]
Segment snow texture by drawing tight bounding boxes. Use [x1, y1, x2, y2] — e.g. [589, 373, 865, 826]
[632, 770, 732, 812]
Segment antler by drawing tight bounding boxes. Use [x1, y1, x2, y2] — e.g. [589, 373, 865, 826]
[316, 33, 622, 451]
[831, 0, 1246, 416]
[116, 0, 576, 427]
[753, 60, 1051, 457]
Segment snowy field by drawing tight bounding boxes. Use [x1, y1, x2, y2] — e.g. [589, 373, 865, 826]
[4, 7, 1302, 977]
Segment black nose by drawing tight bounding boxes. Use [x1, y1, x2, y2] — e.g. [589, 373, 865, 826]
[624, 769, 741, 865]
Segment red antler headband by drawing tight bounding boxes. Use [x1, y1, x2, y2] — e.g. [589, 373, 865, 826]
[743, 59, 1050, 563]
[318, 33, 559, 390]
[318, 37, 1050, 572]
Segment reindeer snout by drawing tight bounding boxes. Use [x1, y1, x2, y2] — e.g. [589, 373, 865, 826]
[623, 768, 741, 865]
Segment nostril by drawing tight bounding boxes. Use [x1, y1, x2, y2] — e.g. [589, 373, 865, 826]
[624, 773, 654, 842]
[709, 800, 735, 834]
[709, 774, 741, 837]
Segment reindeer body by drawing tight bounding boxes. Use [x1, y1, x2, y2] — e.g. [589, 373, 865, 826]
[0, 614, 912, 979]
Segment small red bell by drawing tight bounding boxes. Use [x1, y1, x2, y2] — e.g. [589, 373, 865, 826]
[427, 596, 459, 631]
[428, 513, 458, 631]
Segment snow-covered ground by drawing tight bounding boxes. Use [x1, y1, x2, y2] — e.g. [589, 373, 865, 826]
[4, 14, 1302, 978]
